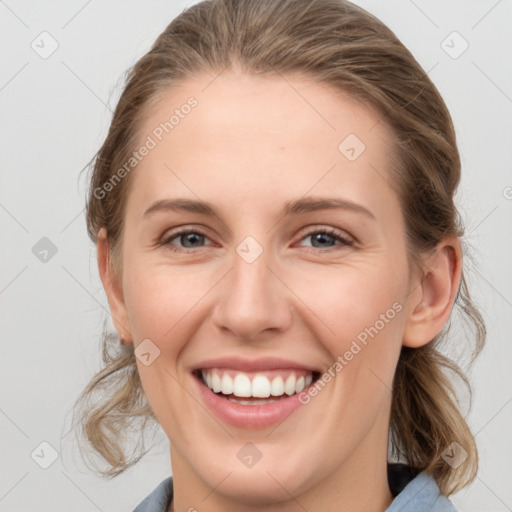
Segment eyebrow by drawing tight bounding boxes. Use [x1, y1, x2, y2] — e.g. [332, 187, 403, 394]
[142, 196, 376, 221]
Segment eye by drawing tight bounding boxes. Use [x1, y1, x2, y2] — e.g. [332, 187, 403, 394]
[296, 227, 354, 250]
[160, 226, 354, 253]
[160, 229, 213, 252]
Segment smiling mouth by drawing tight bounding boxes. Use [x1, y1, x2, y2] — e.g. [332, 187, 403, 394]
[193, 368, 321, 405]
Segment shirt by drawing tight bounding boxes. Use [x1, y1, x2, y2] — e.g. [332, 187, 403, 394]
[132, 463, 457, 512]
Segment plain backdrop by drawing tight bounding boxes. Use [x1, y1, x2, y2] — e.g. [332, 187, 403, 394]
[1, 1, 511, 511]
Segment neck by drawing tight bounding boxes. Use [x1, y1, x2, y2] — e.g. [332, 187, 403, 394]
[168, 417, 395, 512]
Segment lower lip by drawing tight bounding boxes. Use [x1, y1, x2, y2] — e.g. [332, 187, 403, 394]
[193, 374, 310, 429]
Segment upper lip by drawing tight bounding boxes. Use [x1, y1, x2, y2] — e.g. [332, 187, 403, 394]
[192, 356, 321, 373]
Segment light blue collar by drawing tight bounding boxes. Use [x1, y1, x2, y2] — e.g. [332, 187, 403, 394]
[133, 471, 457, 511]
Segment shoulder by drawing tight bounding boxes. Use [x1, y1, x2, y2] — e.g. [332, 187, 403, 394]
[132, 476, 173, 512]
[132, 469, 458, 512]
[386, 469, 458, 512]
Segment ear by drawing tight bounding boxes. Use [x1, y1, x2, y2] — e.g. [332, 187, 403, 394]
[97, 227, 132, 344]
[402, 235, 462, 348]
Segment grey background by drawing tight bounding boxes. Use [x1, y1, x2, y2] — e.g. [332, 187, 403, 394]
[1, 0, 511, 510]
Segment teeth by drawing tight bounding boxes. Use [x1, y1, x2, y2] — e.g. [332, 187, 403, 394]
[252, 375, 271, 398]
[211, 372, 222, 393]
[270, 376, 284, 396]
[221, 373, 234, 395]
[233, 374, 252, 397]
[295, 376, 305, 394]
[284, 375, 296, 395]
[200, 369, 314, 398]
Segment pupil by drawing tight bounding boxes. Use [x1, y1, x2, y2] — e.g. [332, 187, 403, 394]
[312, 233, 334, 247]
[182, 233, 203, 247]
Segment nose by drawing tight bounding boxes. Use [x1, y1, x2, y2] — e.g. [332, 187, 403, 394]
[211, 244, 293, 342]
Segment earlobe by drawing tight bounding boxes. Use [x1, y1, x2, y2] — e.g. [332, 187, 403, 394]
[97, 228, 133, 344]
[402, 235, 462, 348]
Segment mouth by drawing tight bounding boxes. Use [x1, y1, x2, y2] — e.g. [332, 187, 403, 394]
[190, 357, 324, 428]
[192, 368, 322, 405]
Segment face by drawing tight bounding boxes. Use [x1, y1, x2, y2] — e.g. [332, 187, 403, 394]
[107, 71, 420, 504]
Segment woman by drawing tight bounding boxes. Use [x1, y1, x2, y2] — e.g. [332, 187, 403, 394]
[73, 0, 485, 510]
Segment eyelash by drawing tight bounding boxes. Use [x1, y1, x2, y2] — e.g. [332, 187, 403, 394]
[160, 226, 354, 253]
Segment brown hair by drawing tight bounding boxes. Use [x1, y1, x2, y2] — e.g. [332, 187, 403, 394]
[72, 0, 485, 495]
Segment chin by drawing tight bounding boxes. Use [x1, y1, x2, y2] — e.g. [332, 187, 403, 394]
[194, 452, 319, 506]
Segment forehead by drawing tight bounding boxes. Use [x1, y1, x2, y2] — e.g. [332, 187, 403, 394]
[129, 71, 399, 220]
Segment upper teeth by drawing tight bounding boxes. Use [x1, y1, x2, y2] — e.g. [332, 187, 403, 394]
[201, 369, 313, 398]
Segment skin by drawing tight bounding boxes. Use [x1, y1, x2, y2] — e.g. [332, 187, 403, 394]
[97, 69, 461, 512]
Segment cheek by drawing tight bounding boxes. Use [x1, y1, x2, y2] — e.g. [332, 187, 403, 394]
[286, 259, 407, 407]
[290, 259, 406, 345]
[123, 261, 211, 344]
[123, 263, 208, 427]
